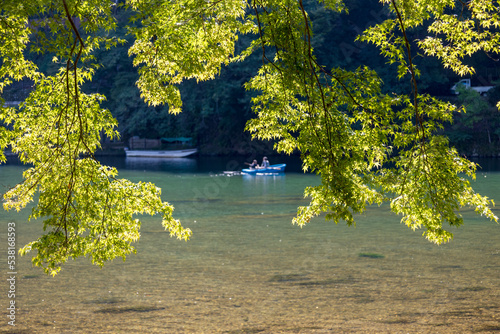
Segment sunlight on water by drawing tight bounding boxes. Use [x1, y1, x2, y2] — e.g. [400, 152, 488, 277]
[1, 158, 499, 333]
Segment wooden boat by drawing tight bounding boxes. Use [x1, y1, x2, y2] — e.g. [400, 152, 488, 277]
[124, 148, 198, 158]
[241, 163, 286, 175]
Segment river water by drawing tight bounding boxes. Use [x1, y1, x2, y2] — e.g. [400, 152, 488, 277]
[1, 156, 499, 333]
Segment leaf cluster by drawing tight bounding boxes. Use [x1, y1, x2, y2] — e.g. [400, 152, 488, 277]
[1, 0, 191, 274]
[244, 0, 498, 243]
[1, 0, 499, 275]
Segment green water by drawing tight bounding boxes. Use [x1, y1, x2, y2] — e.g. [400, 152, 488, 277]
[1, 161, 499, 333]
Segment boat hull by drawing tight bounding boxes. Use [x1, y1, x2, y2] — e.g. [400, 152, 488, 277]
[124, 148, 198, 158]
[241, 163, 286, 175]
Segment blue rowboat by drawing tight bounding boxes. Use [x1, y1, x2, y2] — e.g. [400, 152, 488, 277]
[241, 163, 286, 175]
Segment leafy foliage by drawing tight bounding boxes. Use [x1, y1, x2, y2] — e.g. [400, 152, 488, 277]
[0, 0, 499, 274]
[0, 0, 191, 275]
[126, 0, 254, 112]
[416, 0, 500, 76]
[244, 0, 498, 244]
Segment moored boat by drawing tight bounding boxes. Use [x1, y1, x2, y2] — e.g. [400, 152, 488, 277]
[241, 163, 286, 175]
[124, 148, 198, 158]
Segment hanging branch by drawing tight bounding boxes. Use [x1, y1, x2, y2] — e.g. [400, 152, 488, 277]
[390, 0, 424, 144]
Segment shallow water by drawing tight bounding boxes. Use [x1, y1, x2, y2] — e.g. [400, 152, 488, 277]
[1, 157, 499, 333]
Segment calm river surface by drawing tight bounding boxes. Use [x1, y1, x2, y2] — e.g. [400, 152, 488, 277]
[1, 156, 499, 333]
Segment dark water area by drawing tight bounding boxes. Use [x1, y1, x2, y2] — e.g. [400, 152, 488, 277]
[471, 157, 500, 172]
[3, 153, 307, 174]
[6, 153, 500, 174]
[103, 155, 500, 174]
[97, 154, 307, 174]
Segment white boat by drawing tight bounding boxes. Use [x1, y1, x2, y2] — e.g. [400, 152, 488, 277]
[124, 148, 198, 158]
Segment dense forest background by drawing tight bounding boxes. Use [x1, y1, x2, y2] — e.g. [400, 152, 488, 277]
[3, 0, 500, 156]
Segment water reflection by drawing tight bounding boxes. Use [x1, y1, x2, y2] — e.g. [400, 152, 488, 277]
[242, 173, 286, 184]
[124, 157, 197, 172]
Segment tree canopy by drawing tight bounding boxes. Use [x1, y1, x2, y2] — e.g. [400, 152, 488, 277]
[1, 0, 499, 274]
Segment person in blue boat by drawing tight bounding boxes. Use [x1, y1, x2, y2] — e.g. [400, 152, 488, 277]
[245, 159, 259, 169]
[261, 156, 270, 168]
